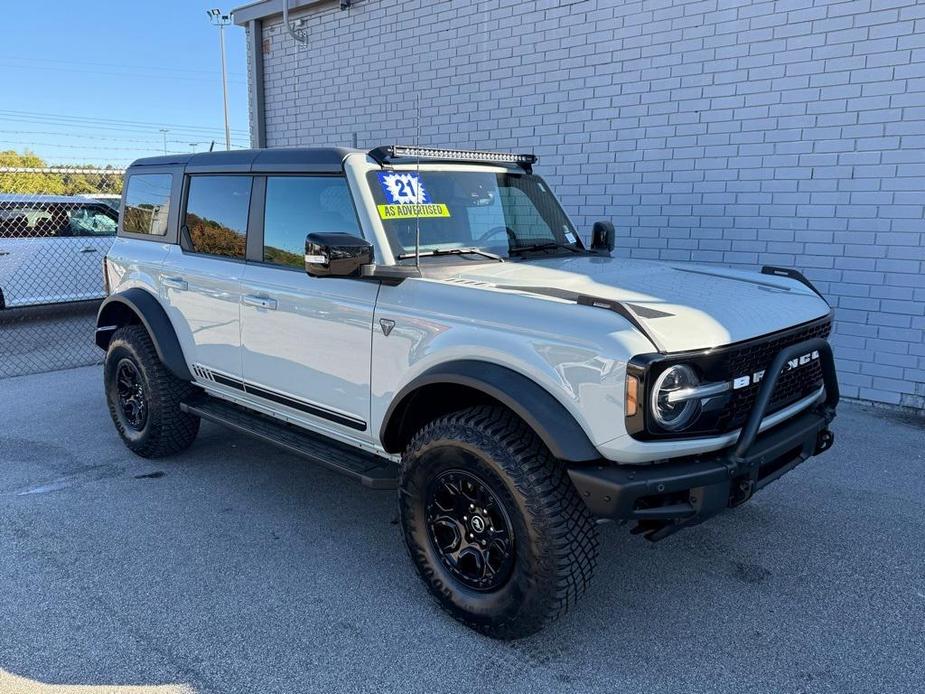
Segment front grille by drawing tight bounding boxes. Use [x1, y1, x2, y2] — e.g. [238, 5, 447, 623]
[627, 316, 833, 440]
[716, 319, 832, 432]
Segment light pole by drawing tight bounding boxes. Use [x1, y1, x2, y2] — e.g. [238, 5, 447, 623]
[159, 128, 169, 154]
[207, 9, 232, 151]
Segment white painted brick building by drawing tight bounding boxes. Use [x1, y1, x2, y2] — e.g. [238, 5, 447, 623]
[234, 0, 925, 409]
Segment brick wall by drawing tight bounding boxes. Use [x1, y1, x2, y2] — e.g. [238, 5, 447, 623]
[249, 0, 925, 408]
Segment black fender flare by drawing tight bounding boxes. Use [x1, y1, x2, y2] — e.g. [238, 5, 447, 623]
[95, 288, 192, 381]
[381, 360, 601, 462]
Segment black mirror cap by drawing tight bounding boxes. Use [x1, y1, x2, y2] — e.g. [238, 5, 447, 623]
[305, 232, 373, 278]
[591, 221, 615, 254]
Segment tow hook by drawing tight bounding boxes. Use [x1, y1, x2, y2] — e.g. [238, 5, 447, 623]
[729, 476, 755, 507]
[814, 429, 835, 455]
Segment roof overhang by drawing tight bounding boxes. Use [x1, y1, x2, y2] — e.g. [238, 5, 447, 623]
[231, 0, 329, 26]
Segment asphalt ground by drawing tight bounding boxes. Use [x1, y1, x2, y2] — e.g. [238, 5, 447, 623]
[0, 301, 101, 379]
[0, 365, 923, 694]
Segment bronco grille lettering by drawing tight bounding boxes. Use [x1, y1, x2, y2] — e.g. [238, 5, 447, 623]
[732, 350, 819, 390]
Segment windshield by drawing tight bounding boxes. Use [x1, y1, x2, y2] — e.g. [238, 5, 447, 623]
[366, 169, 582, 261]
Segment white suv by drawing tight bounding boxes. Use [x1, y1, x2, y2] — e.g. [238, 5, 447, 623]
[97, 146, 838, 638]
[0, 194, 117, 309]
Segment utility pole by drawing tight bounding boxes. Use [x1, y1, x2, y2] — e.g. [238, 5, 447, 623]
[159, 128, 169, 155]
[207, 9, 233, 151]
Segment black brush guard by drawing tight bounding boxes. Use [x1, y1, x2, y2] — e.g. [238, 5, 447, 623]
[568, 338, 839, 541]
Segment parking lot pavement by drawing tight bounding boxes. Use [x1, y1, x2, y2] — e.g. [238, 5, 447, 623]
[0, 366, 923, 694]
[0, 301, 101, 378]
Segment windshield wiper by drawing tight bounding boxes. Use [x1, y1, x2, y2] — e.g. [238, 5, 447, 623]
[509, 241, 583, 256]
[397, 247, 505, 262]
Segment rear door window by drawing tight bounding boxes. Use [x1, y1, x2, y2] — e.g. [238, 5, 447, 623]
[123, 174, 172, 236]
[262, 176, 360, 268]
[184, 175, 252, 259]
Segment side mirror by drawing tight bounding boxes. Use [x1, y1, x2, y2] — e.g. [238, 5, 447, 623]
[590, 221, 615, 254]
[304, 232, 373, 278]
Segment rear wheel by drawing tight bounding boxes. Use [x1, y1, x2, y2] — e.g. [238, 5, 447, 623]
[399, 406, 599, 639]
[104, 325, 200, 458]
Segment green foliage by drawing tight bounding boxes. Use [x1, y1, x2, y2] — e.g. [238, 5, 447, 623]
[0, 150, 123, 196]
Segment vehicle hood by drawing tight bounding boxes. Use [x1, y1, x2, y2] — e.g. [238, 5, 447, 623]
[437, 255, 831, 353]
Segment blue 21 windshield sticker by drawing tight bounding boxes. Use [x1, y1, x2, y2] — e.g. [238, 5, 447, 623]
[378, 172, 431, 205]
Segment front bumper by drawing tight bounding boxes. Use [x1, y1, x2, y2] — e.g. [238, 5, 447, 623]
[569, 337, 839, 540]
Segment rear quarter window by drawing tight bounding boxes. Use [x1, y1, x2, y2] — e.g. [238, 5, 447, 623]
[122, 173, 172, 236]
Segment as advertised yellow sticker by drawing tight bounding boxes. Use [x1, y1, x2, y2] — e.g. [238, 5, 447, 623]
[378, 203, 451, 220]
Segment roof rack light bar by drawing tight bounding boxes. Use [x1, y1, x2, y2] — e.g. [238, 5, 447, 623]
[368, 145, 537, 171]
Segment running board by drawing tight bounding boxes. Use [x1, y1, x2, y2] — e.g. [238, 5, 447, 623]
[180, 396, 398, 489]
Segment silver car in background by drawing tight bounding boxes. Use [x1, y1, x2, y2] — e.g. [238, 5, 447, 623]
[0, 194, 118, 309]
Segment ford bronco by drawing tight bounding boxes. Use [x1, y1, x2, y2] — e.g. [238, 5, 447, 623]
[96, 145, 838, 639]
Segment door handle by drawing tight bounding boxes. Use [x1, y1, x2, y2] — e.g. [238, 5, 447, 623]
[162, 276, 188, 291]
[0, 251, 9, 256]
[79, 247, 98, 253]
[242, 295, 278, 310]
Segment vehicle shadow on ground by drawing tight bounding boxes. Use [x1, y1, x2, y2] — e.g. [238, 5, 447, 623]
[144, 423, 804, 667]
[174, 411, 924, 692]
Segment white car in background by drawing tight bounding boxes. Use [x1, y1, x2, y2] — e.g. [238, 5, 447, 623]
[0, 194, 118, 309]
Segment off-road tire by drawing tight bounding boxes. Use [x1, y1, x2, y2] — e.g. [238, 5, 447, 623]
[104, 325, 200, 458]
[399, 405, 599, 639]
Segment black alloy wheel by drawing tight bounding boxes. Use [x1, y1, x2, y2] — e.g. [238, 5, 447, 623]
[425, 468, 515, 592]
[115, 358, 147, 431]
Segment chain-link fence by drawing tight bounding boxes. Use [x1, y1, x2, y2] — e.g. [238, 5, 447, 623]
[0, 166, 123, 378]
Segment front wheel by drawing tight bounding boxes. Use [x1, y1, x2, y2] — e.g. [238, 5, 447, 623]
[399, 406, 599, 639]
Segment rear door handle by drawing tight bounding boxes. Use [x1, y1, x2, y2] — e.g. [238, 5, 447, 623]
[242, 295, 278, 310]
[79, 247, 98, 253]
[162, 276, 188, 291]
[0, 250, 9, 256]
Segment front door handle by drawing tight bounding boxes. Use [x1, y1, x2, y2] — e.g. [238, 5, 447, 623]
[162, 276, 188, 291]
[242, 295, 278, 310]
[79, 247, 98, 253]
[0, 250, 9, 256]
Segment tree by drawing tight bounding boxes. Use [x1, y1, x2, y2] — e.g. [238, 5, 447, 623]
[0, 150, 123, 196]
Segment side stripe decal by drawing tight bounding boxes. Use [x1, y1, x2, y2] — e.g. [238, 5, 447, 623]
[193, 364, 366, 431]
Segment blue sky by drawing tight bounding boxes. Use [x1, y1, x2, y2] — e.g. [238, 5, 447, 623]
[1, 1, 252, 167]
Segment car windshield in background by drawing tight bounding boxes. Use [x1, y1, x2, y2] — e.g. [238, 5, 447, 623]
[365, 170, 582, 261]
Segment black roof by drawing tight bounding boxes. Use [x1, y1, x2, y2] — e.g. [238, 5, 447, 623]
[129, 147, 362, 174]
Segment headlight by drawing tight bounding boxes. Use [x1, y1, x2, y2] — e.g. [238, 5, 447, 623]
[650, 364, 700, 431]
